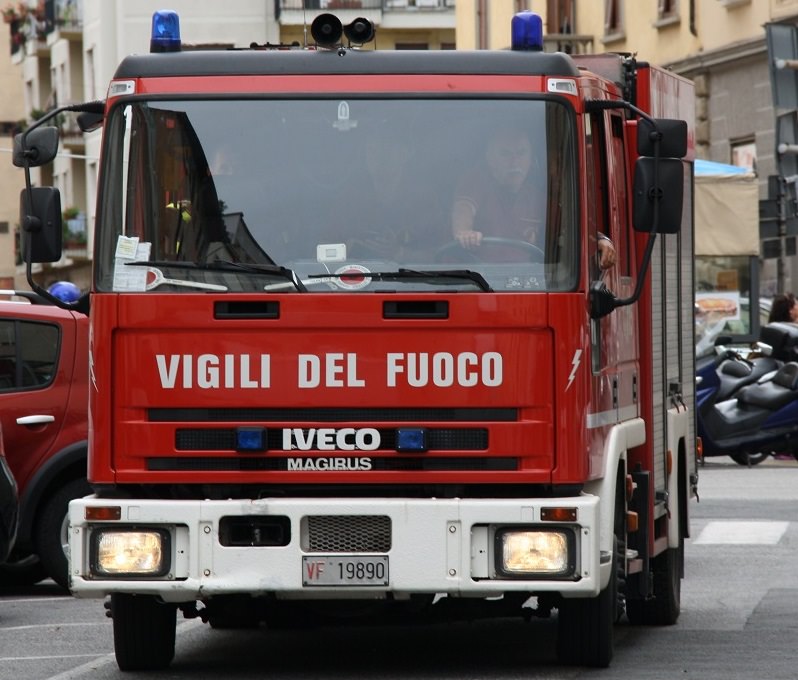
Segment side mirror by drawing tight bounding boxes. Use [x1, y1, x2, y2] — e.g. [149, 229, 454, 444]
[77, 111, 104, 132]
[13, 126, 60, 168]
[637, 118, 688, 158]
[632, 157, 684, 234]
[20, 187, 63, 263]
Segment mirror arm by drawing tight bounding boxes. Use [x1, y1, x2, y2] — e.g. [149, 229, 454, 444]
[18, 100, 103, 310]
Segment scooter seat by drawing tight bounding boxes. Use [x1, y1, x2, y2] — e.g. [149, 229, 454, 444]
[720, 361, 750, 378]
[737, 362, 798, 410]
[716, 356, 781, 401]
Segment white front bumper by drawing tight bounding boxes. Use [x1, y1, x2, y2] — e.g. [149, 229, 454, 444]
[68, 495, 603, 602]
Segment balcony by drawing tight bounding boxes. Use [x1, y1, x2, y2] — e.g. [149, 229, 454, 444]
[4, 3, 48, 58]
[276, 0, 455, 30]
[543, 33, 594, 55]
[44, 0, 82, 42]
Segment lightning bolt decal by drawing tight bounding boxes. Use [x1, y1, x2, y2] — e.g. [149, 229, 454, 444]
[89, 348, 97, 392]
[566, 349, 582, 391]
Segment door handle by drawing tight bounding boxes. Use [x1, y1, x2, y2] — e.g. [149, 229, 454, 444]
[17, 415, 56, 426]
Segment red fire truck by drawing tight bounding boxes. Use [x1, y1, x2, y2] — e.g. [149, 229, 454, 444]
[14, 10, 696, 671]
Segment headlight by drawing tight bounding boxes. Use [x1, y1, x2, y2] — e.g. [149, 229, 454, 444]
[90, 528, 170, 577]
[495, 527, 575, 578]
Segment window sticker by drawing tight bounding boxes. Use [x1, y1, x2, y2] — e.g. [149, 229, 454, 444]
[112, 236, 151, 292]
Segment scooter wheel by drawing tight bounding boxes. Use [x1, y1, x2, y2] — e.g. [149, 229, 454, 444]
[729, 452, 770, 467]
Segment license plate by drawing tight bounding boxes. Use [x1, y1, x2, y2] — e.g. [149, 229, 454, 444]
[302, 555, 389, 586]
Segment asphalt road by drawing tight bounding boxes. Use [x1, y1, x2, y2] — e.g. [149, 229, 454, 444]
[1, 455, 797, 680]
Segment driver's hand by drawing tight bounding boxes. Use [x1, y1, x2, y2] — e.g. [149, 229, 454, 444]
[598, 238, 616, 270]
[454, 229, 483, 249]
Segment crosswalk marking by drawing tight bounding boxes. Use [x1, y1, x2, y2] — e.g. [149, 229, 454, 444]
[693, 520, 789, 545]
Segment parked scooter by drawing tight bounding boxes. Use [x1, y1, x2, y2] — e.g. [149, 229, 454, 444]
[697, 322, 798, 466]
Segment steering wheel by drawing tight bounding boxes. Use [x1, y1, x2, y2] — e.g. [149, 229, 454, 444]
[435, 236, 545, 264]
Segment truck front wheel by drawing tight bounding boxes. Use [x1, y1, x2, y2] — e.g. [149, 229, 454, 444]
[111, 594, 177, 671]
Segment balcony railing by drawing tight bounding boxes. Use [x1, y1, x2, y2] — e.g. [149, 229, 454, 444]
[4, 0, 81, 55]
[44, 0, 82, 34]
[543, 33, 594, 55]
[276, 0, 454, 17]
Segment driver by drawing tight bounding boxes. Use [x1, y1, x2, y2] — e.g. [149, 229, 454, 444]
[451, 126, 616, 269]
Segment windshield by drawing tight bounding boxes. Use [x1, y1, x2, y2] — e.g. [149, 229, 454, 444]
[95, 98, 578, 293]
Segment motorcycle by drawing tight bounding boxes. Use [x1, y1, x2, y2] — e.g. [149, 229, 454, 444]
[696, 322, 798, 466]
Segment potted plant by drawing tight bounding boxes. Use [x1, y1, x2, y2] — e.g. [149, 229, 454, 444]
[2, 3, 28, 24]
[62, 207, 86, 248]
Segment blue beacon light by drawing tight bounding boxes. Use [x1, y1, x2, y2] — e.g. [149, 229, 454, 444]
[236, 427, 266, 452]
[396, 428, 427, 453]
[511, 11, 543, 52]
[150, 10, 181, 53]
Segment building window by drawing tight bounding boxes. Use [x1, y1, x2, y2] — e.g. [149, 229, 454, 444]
[547, 0, 574, 35]
[655, 0, 680, 27]
[395, 43, 429, 50]
[731, 140, 757, 173]
[658, 0, 678, 16]
[696, 256, 758, 347]
[603, 0, 623, 40]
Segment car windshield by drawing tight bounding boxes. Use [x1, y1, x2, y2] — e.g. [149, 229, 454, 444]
[95, 97, 578, 293]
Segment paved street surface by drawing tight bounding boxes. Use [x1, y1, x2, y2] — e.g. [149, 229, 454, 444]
[1, 455, 797, 679]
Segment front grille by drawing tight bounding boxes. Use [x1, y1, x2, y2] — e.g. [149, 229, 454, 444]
[175, 428, 488, 451]
[304, 515, 391, 552]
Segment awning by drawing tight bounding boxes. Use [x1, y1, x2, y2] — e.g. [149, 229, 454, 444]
[694, 159, 759, 256]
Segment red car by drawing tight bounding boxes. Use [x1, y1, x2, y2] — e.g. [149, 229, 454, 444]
[0, 291, 89, 589]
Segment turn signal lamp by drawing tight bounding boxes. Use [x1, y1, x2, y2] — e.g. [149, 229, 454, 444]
[91, 529, 170, 577]
[85, 506, 121, 521]
[150, 10, 181, 53]
[511, 11, 543, 52]
[540, 507, 577, 522]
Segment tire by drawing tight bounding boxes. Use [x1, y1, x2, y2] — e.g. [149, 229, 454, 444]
[729, 451, 770, 467]
[556, 536, 617, 668]
[111, 594, 176, 671]
[626, 543, 682, 626]
[33, 478, 91, 590]
[0, 550, 48, 587]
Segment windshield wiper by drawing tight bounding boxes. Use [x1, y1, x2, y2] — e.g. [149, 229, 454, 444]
[125, 260, 307, 292]
[206, 260, 308, 292]
[308, 268, 493, 292]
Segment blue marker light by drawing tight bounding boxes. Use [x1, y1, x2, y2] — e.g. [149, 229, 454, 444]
[511, 11, 543, 52]
[150, 10, 181, 53]
[396, 428, 427, 453]
[236, 426, 266, 452]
